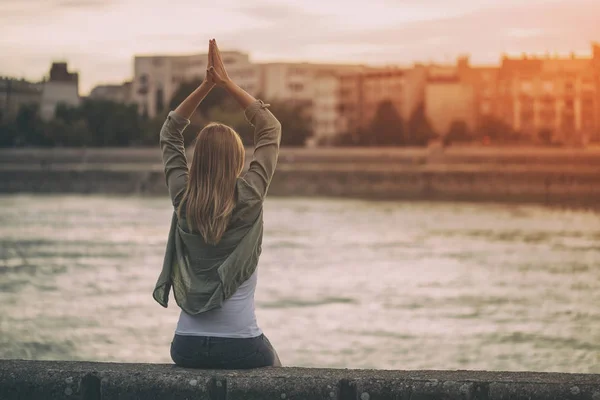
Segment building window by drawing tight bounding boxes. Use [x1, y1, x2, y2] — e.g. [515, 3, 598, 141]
[565, 82, 575, 92]
[289, 83, 304, 92]
[481, 102, 491, 114]
[156, 86, 164, 114]
[520, 80, 533, 93]
[542, 81, 554, 93]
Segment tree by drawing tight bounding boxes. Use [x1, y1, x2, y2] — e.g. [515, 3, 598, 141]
[75, 99, 142, 146]
[267, 102, 312, 147]
[538, 128, 553, 145]
[170, 81, 314, 147]
[168, 79, 229, 116]
[475, 116, 515, 144]
[14, 104, 47, 146]
[407, 103, 437, 146]
[444, 120, 472, 146]
[206, 107, 254, 145]
[368, 100, 404, 146]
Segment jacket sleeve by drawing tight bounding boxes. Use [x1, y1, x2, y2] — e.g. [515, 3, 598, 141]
[242, 100, 282, 199]
[159, 111, 191, 208]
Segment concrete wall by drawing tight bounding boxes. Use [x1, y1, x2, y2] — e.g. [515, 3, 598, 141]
[1, 360, 600, 400]
[0, 148, 599, 208]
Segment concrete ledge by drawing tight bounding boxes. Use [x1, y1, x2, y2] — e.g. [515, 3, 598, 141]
[1, 360, 600, 400]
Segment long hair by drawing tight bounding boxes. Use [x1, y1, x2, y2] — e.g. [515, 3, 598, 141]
[177, 122, 245, 245]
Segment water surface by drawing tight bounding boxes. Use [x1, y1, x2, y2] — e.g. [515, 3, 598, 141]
[0, 195, 599, 372]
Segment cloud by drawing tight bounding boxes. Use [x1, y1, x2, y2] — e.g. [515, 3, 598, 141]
[55, 0, 116, 8]
[216, 0, 600, 64]
[235, 2, 327, 22]
[0, 0, 116, 19]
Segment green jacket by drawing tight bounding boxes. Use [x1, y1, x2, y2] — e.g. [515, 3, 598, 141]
[153, 100, 281, 315]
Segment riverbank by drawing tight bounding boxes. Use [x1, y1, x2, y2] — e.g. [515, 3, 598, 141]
[1, 147, 599, 207]
[2, 360, 600, 400]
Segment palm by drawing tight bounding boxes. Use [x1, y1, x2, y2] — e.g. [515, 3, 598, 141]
[207, 39, 230, 85]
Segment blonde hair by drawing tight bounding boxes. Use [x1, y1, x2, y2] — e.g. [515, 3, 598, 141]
[177, 122, 245, 245]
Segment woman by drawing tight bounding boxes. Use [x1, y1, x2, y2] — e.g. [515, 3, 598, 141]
[152, 39, 282, 369]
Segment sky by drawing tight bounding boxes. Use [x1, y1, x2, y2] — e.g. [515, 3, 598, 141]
[1, 0, 599, 94]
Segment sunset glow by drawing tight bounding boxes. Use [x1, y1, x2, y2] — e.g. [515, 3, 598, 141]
[1, 0, 599, 93]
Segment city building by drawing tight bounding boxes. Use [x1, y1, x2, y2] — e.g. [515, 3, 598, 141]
[424, 74, 476, 136]
[128, 42, 600, 146]
[258, 62, 364, 139]
[337, 66, 426, 139]
[89, 82, 132, 104]
[495, 43, 600, 145]
[337, 72, 363, 136]
[40, 62, 80, 121]
[0, 78, 42, 117]
[311, 72, 342, 145]
[132, 51, 258, 117]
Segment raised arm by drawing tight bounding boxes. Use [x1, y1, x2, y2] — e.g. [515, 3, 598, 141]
[160, 41, 215, 207]
[207, 39, 282, 199]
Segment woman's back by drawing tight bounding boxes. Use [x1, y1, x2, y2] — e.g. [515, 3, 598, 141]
[175, 270, 261, 338]
[155, 38, 282, 369]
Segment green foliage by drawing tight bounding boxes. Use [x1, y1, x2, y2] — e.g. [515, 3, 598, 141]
[475, 116, 517, 143]
[206, 106, 254, 145]
[366, 100, 404, 146]
[537, 128, 553, 145]
[406, 103, 437, 146]
[267, 102, 312, 147]
[0, 80, 314, 148]
[169, 80, 229, 117]
[444, 120, 472, 146]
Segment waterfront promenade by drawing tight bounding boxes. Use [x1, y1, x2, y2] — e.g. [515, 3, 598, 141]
[2, 359, 600, 400]
[1, 147, 599, 207]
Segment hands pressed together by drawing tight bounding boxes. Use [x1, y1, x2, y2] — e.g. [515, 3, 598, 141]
[205, 39, 231, 88]
[173, 38, 256, 118]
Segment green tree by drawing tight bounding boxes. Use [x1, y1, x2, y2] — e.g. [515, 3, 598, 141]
[43, 118, 92, 147]
[444, 120, 472, 146]
[268, 102, 312, 147]
[537, 128, 553, 145]
[76, 100, 142, 146]
[15, 104, 47, 146]
[168, 80, 313, 147]
[407, 103, 437, 146]
[368, 100, 404, 146]
[206, 107, 254, 145]
[475, 116, 515, 143]
[168, 80, 229, 116]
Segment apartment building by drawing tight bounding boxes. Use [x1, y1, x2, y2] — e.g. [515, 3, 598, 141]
[89, 82, 132, 104]
[40, 62, 80, 121]
[312, 72, 341, 145]
[425, 75, 476, 136]
[132, 51, 258, 117]
[337, 66, 426, 137]
[258, 62, 364, 144]
[0, 78, 42, 117]
[422, 58, 481, 136]
[496, 43, 600, 144]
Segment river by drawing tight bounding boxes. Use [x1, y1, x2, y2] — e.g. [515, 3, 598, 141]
[0, 194, 599, 372]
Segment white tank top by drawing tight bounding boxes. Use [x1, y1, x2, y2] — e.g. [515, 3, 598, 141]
[175, 271, 262, 338]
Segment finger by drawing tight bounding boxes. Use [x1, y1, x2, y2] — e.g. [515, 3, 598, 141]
[208, 66, 222, 79]
[207, 40, 211, 67]
[209, 40, 214, 67]
[213, 39, 223, 63]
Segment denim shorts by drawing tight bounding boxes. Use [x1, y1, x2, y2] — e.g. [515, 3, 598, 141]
[170, 333, 280, 369]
